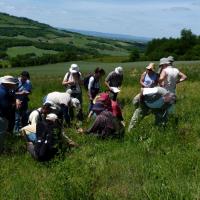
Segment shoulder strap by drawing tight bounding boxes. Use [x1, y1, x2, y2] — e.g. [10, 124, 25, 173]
[66, 72, 71, 81]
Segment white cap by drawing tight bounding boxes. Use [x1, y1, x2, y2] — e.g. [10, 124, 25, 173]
[69, 64, 79, 74]
[115, 66, 123, 74]
[46, 113, 58, 122]
[71, 98, 80, 108]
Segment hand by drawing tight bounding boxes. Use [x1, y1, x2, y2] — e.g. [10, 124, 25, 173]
[16, 99, 22, 109]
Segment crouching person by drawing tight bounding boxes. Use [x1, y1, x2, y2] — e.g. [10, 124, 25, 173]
[86, 102, 124, 139]
[128, 86, 176, 132]
[21, 113, 77, 161]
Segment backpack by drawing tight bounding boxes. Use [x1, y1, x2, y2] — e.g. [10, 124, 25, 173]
[83, 73, 93, 90]
[34, 121, 57, 161]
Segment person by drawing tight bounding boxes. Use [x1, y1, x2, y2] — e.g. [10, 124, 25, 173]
[86, 102, 124, 139]
[133, 63, 159, 107]
[21, 113, 77, 161]
[62, 63, 83, 121]
[128, 86, 176, 132]
[15, 71, 32, 132]
[28, 102, 53, 125]
[158, 57, 187, 94]
[140, 63, 158, 88]
[105, 66, 123, 101]
[43, 90, 80, 126]
[0, 76, 18, 152]
[88, 68, 105, 112]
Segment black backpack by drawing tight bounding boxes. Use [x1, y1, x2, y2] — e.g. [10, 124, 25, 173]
[34, 121, 57, 161]
[83, 74, 97, 91]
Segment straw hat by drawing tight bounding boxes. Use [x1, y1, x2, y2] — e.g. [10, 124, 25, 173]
[146, 63, 155, 71]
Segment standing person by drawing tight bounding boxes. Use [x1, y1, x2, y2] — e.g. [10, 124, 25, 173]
[140, 63, 158, 88]
[62, 64, 83, 121]
[15, 71, 32, 132]
[88, 68, 105, 112]
[0, 76, 18, 152]
[105, 66, 123, 101]
[159, 57, 187, 94]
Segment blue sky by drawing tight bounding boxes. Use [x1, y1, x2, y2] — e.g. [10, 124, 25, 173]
[0, 0, 199, 38]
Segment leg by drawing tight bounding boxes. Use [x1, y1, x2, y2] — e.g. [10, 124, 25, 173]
[128, 106, 149, 132]
[0, 117, 8, 152]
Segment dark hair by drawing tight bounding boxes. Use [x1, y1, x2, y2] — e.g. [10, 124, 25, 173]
[21, 71, 30, 79]
[42, 103, 52, 110]
[94, 68, 105, 75]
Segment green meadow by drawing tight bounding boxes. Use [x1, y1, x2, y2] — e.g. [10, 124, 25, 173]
[0, 61, 200, 199]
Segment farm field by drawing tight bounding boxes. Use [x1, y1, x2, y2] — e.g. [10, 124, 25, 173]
[7, 46, 58, 57]
[0, 61, 200, 199]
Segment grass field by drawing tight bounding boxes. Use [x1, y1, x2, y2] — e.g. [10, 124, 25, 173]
[0, 61, 200, 199]
[7, 46, 58, 57]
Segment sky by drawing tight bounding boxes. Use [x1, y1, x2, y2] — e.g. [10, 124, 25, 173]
[0, 0, 200, 38]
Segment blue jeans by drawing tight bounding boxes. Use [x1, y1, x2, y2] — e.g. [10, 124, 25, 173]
[0, 117, 8, 152]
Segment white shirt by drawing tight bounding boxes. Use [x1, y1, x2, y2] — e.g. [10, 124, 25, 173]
[28, 108, 42, 125]
[163, 66, 179, 93]
[88, 76, 100, 91]
[45, 92, 71, 107]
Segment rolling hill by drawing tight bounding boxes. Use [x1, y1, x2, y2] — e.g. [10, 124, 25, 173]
[0, 12, 146, 67]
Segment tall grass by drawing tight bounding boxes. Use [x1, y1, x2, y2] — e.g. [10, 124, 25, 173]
[0, 61, 199, 199]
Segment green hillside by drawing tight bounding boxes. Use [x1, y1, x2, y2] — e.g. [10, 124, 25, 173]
[0, 12, 146, 67]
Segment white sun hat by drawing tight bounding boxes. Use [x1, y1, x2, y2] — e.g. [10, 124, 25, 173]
[69, 63, 79, 74]
[1, 75, 18, 85]
[167, 56, 174, 63]
[159, 58, 170, 66]
[115, 66, 123, 74]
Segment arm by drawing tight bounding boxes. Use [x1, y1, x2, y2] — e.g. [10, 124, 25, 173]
[88, 77, 95, 100]
[177, 71, 187, 84]
[62, 73, 74, 86]
[105, 72, 111, 90]
[140, 72, 146, 88]
[158, 70, 167, 86]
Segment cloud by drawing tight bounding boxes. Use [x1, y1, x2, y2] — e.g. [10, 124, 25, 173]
[163, 6, 191, 12]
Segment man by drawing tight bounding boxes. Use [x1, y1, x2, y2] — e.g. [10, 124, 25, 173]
[159, 57, 187, 94]
[15, 71, 32, 132]
[128, 86, 176, 132]
[43, 90, 80, 126]
[0, 76, 18, 152]
[105, 66, 123, 101]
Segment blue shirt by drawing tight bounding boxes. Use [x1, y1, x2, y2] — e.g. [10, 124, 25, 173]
[16, 78, 32, 102]
[0, 85, 9, 117]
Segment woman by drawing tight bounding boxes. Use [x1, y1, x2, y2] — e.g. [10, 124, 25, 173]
[62, 63, 83, 121]
[140, 63, 158, 88]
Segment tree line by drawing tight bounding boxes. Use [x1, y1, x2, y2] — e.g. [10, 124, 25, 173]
[129, 29, 200, 61]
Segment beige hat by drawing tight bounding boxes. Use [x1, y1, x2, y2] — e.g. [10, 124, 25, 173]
[1, 75, 18, 85]
[167, 56, 174, 63]
[159, 58, 170, 66]
[69, 64, 79, 74]
[146, 63, 155, 71]
[46, 113, 58, 122]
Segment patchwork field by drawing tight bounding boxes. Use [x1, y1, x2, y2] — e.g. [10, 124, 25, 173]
[0, 61, 199, 199]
